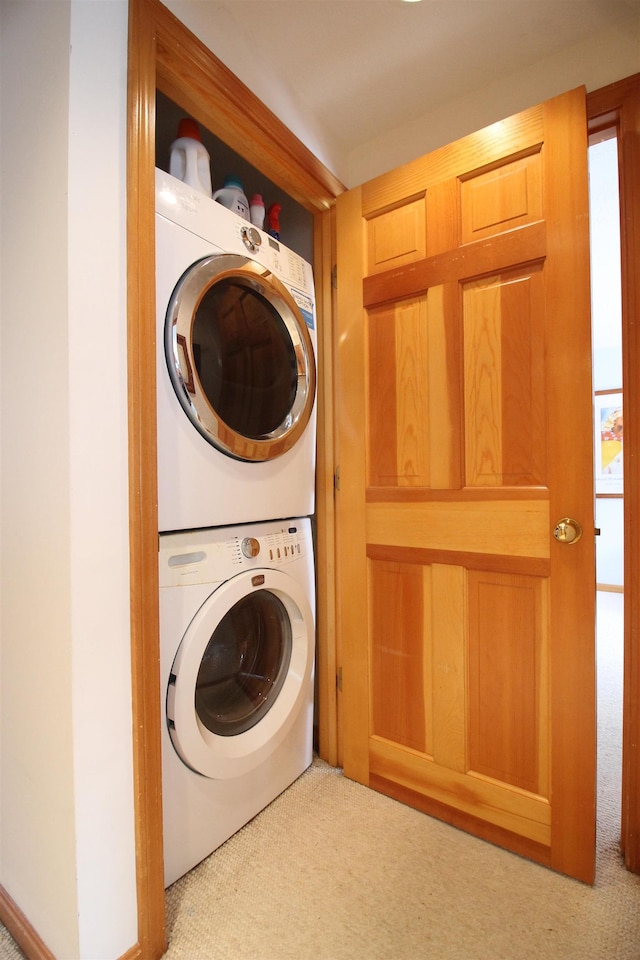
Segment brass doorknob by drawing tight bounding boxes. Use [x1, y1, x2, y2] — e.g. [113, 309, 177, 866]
[553, 518, 583, 544]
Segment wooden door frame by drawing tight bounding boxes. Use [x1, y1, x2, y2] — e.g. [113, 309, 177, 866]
[127, 2, 640, 949]
[126, 1, 343, 956]
[587, 73, 640, 874]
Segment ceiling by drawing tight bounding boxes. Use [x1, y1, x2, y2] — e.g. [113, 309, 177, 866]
[166, 0, 640, 165]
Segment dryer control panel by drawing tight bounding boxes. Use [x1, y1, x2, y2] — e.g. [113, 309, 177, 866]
[155, 168, 315, 298]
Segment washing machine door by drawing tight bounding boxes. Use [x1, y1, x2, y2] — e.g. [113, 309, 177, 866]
[167, 568, 314, 779]
[165, 253, 316, 462]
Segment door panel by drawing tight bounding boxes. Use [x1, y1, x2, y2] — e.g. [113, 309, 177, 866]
[336, 88, 596, 882]
[467, 569, 549, 795]
[463, 267, 546, 487]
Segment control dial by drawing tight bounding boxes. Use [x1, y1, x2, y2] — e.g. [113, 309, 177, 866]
[240, 225, 262, 253]
[241, 536, 260, 558]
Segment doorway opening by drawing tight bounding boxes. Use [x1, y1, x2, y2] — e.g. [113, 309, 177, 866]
[589, 134, 624, 863]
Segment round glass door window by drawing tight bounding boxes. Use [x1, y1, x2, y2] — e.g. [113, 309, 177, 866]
[167, 568, 314, 779]
[195, 589, 292, 737]
[165, 254, 316, 462]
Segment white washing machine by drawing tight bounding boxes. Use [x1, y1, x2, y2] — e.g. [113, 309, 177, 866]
[159, 516, 315, 887]
[156, 168, 317, 532]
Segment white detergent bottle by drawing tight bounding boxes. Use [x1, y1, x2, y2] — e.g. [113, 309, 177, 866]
[169, 118, 212, 197]
[213, 176, 250, 221]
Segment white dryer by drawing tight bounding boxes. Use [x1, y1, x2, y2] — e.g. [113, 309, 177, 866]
[155, 168, 317, 532]
[159, 517, 315, 887]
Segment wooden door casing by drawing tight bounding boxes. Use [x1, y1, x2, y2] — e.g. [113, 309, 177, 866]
[336, 87, 596, 883]
[588, 72, 640, 876]
[126, 1, 343, 955]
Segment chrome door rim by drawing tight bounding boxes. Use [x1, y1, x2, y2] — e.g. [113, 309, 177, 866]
[165, 254, 316, 462]
[167, 569, 314, 780]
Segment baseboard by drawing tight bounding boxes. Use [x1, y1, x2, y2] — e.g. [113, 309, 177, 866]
[0, 884, 143, 960]
[0, 884, 56, 960]
[118, 944, 143, 960]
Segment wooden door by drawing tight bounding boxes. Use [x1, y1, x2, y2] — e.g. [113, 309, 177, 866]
[335, 87, 596, 882]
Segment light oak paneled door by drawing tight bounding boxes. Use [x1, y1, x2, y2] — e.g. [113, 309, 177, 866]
[336, 87, 596, 882]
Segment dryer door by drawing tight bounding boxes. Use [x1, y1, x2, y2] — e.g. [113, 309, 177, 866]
[165, 254, 316, 462]
[167, 568, 314, 779]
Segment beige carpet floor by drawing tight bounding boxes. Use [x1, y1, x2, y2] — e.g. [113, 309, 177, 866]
[162, 754, 640, 959]
[2, 593, 638, 960]
[159, 592, 639, 960]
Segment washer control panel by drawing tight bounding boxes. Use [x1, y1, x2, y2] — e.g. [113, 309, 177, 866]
[160, 521, 308, 587]
[259, 526, 305, 564]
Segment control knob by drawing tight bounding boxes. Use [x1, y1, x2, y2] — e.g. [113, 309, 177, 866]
[240, 225, 262, 253]
[241, 536, 260, 558]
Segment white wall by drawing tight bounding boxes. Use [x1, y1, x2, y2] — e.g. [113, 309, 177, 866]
[163, 0, 345, 182]
[163, 3, 639, 188]
[1, 4, 78, 954]
[346, 15, 640, 186]
[0, 3, 137, 958]
[67, 4, 138, 957]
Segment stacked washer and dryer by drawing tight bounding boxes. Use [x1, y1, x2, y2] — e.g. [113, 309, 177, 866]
[155, 168, 317, 887]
